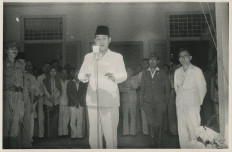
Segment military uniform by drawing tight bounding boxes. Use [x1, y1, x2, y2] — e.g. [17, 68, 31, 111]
[3, 58, 25, 148]
[21, 71, 39, 147]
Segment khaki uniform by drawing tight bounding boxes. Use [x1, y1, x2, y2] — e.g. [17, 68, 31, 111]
[21, 72, 39, 147]
[3, 59, 25, 148]
[119, 76, 139, 135]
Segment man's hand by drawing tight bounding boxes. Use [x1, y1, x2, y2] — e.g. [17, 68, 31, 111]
[82, 74, 91, 83]
[105, 73, 115, 82]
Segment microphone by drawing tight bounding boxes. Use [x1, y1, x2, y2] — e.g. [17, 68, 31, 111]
[93, 45, 101, 60]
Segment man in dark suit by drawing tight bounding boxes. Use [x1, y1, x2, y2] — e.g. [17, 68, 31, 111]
[141, 55, 171, 148]
[67, 68, 87, 139]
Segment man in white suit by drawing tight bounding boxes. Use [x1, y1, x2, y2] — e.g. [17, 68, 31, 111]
[78, 25, 127, 149]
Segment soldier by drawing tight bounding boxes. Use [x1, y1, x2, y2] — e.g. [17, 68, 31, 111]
[3, 41, 25, 148]
[21, 59, 39, 147]
[141, 55, 171, 148]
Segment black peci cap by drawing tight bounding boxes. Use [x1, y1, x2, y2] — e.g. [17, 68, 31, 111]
[95, 25, 110, 37]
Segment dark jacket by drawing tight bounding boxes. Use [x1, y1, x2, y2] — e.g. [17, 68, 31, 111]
[43, 75, 62, 96]
[141, 68, 171, 106]
[141, 68, 171, 125]
[67, 79, 87, 107]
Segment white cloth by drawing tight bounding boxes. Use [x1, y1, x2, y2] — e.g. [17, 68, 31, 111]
[58, 105, 70, 136]
[70, 106, 84, 138]
[58, 80, 70, 136]
[78, 49, 126, 149]
[36, 74, 46, 137]
[122, 103, 136, 135]
[87, 107, 119, 149]
[174, 64, 206, 148]
[78, 49, 127, 107]
[37, 74, 46, 97]
[60, 80, 69, 105]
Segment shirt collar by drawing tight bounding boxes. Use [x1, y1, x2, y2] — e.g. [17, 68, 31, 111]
[147, 67, 160, 72]
[181, 63, 193, 72]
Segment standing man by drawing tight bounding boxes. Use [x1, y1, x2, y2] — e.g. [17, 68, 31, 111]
[174, 48, 206, 148]
[78, 25, 127, 149]
[134, 59, 150, 135]
[21, 60, 39, 147]
[3, 41, 25, 148]
[37, 61, 51, 139]
[141, 55, 171, 148]
[67, 69, 87, 139]
[58, 68, 70, 137]
[119, 67, 139, 136]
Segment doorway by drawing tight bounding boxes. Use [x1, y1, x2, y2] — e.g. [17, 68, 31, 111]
[24, 43, 62, 73]
[170, 40, 210, 70]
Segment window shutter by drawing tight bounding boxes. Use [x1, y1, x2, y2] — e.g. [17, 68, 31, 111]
[64, 41, 81, 68]
[151, 40, 168, 67]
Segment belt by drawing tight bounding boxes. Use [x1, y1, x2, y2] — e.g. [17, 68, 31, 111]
[6, 86, 23, 92]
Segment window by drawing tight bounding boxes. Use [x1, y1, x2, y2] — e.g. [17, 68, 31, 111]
[24, 17, 63, 40]
[169, 14, 211, 38]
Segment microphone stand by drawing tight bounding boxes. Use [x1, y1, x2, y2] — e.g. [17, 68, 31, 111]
[95, 55, 101, 149]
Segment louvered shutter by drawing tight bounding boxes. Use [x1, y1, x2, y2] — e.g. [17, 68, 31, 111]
[64, 41, 81, 68]
[151, 40, 168, 67]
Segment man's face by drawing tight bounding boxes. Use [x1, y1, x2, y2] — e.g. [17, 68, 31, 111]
[149, 58, 158, 68]
[179, 51, 192, 66]
[25, 61, 33, 72]
[43, 63, 50, 73]
[70, 69, 76, 79]
[142, 60, 149, 69]
[61, 69, 68, 80]
[135, 65, 143, 74]
[6, 47, 18, 58]
[126, 68, 133, 77]
[52, 62, 59, 68]
[94, 35, 111, 52]
[163, 66, 169, 74]
[50, 68, 57, 77]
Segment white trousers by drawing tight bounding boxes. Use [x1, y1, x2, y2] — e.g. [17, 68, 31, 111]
[70, 106, 83, 138]
[58, 105, 70, 136]
[177, 106, 201, 148]
[122, 103, 136, 135]
[88, 106, 119, 149]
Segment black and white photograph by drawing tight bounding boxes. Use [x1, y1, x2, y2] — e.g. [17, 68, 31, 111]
[2, 0, 230, 150]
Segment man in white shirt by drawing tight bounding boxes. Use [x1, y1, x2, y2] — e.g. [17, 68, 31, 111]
[78, 25, 127, 149]
[36, 62, 50, 139]
[174, 48, 206, 148]
[58, 68, 70, 137]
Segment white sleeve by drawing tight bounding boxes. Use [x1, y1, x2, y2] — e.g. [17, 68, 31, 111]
[114, 55, 127, 84]
[78, 55, 90, 83]
[196, 69, 207, 105]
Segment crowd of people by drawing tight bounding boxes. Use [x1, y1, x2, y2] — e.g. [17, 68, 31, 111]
[3, 25, 219, 149]
[3, 41, 88, 148]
